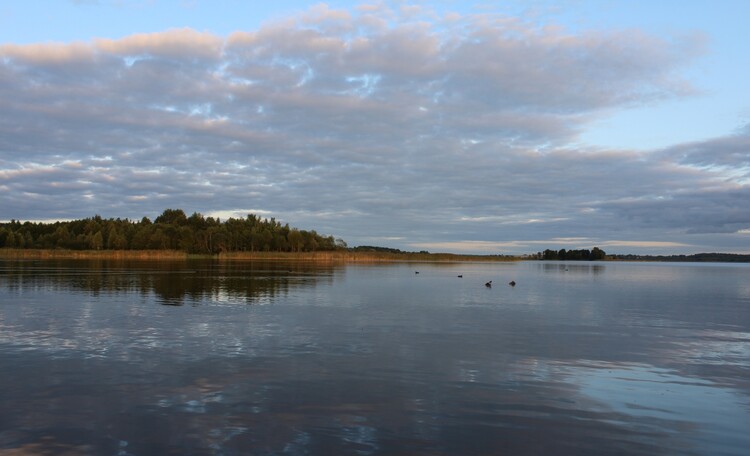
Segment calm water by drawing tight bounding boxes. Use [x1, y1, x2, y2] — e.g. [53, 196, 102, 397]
[0, 259, 748, 455]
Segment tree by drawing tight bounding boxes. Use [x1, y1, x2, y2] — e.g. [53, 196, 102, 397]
[90, 231, 103, 250]
[54, 226, 71, 248]
[187, 212, 207, 230]
[155, 209, 187, 226]
[591, 247, 606, 260]
[5, 231, 16, 248]
[107, 228, 128, 250]
[131, 225, 151, 250]
[543, 249, 558, 260]
[0, 208, 342, 254]
[84, 219, 100, 235]
[5, 231, 17, 248]
[287, 229, 302, 252]
[148, 230, 169, 250]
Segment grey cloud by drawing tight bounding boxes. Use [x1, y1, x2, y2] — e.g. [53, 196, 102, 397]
[599, 187, 750, 235]
[584, 127, 750, 238]
[660, 127, 750, 171]
[0, 4, 743, 254]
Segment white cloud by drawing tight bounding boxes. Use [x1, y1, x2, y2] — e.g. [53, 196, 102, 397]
[95, 28, 223, 59]
[0, 41, 93, 63]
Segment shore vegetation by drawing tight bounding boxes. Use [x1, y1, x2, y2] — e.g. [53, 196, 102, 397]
[0, 209, 342, 254]
[0, 209, 522, 262]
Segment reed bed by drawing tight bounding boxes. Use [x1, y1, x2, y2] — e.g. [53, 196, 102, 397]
[0, 249, 188, 260]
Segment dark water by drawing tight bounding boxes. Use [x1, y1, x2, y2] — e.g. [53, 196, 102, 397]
[0, 259, 748, 455]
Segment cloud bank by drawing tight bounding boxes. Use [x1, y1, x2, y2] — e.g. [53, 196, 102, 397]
[1, 3, 747, 253]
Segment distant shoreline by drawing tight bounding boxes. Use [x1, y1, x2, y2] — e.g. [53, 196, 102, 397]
[0, 249, 521, 263]
[1, 249, 747, 263]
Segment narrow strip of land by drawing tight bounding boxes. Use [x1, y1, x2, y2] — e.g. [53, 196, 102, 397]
[0, 248, 521, 262]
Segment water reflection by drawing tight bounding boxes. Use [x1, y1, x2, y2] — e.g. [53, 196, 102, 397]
[537, 261, 606, 274]
[0, 259, 338, 306]
[0, 260, 749, 455]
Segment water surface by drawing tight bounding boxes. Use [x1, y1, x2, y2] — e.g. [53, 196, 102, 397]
[1, 259, 748, 455]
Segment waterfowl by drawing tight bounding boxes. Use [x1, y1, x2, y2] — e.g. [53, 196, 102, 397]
[509, 280, 516, 287]
[457, 275, 463, 278]
[485, 280, 492, 288]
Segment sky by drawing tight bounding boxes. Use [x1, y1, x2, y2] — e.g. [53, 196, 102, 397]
[1, 0, 749, 255]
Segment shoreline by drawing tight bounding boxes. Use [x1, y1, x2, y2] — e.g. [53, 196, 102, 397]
[0, 249, 521, 263]
[2, 249, 748, 263]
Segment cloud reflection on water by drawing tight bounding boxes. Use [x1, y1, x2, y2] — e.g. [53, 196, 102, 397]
[0, 260, 749, 454]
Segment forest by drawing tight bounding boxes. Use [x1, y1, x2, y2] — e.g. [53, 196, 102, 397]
[0, 209, 344, 254]
[536, 248, 607, 261]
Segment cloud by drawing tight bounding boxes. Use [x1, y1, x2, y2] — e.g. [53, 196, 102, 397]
[95, 28, 223, 60]
[0, 3, 745, 254]
[0, 41, 94, 64]
[598, 240, 690, 248]
[411, 240, 532, 253]
[598, 187, 750, 235]
[660, 125, 750, 174]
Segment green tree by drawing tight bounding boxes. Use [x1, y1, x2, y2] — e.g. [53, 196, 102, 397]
[84, 219, 101, 235]
[131, 225, 151, 250]
[591, 247, 606, 260]
[155, 209, 187, 226]
[288, 229, 303, 252]
[54, 226, 71, 248]
[148, 229, 169, 250]
[0, 208, 342, 254]
[108, 228, 128, 250]
[542, 249, 558, 260]
[5, 231, 17, 248]
[90, 231, 103, 250]
[177, 226, 196, 252]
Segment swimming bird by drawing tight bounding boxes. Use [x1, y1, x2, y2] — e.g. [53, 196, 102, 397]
[509, 280, 516, 287]
[457, 275, 463, 278]
[415, 271, 419, 274]
[485, 280, 492, 288]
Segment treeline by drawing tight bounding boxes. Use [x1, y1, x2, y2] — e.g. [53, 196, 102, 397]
[350, 245, 430, 254]
[610, 253, 750, 262]
[0, 209, 345, 254]
[536, 247, 607, 261]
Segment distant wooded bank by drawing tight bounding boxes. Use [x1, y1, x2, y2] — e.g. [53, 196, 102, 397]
[0, 209, 343, 254]
[0, 210, 747, 262]
[607, 253, 750, 262]
[532, 248, 749, 262]
[534, 248, 607, 261]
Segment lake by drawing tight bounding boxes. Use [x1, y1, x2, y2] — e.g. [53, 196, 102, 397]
[0, 259, 748, 455]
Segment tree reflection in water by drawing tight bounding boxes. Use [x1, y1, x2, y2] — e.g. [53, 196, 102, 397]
[0, 259, 338, 306]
